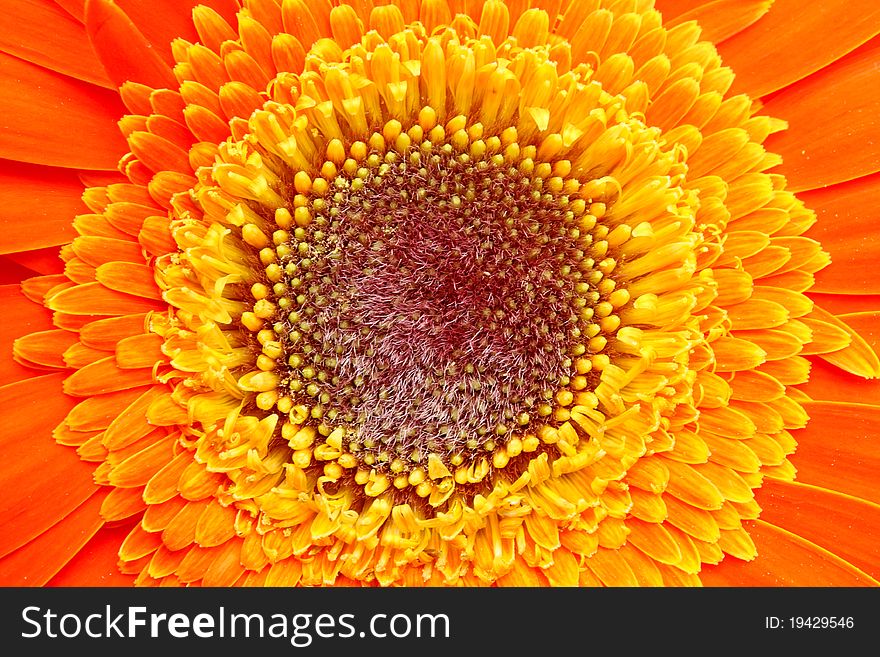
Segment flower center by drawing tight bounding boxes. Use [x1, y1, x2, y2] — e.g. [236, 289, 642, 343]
[275, 126, 609, 472]
[227, 110, 634, 495]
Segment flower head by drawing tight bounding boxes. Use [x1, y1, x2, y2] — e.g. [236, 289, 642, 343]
[1, 0, 879, 587]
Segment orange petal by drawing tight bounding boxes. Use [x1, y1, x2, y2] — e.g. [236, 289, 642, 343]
[666, 0, 772, 44]
[4, 248, 65, 275]
[13, 329, 79, 369]
[0, 284, 55, 386]
[63, 355, 155, 396]
[100, 485, 148, 521]
[762, 37, 880, 191]
[85, 0, 177, 89]
[701, 520, 878, 586]
[95, 262, 161, 300]
[201, 539, 245, 586]
[653, 0, 709, 18]
[807, 305, 880, 377]
[115, 0, 240, 64]
[55, 0, 85, 22]
[793, 401, 880, 505]
[717, 0, 880, 98]
[801, 173, 880, 294]
[757, 479, 880, 579]
[48, 521, 137, 586]
[801, 357, 880, 406]
[103, 386, 168, 449]
[108, 431, 177, 487]
[47, 282, 164, 316]
[0, 373, 98, 559]
[80, 313, 149, 350]
[64, 387, 145, 431]
[0, 0, 112, 88]
[194, 501, 237, 547]
[0, 52, 126, 170]
[0, 490, 107, 586]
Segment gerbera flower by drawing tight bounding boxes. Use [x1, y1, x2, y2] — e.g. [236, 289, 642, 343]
[0, 0, 878, 587]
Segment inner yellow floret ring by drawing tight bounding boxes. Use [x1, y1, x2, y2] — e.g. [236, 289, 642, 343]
[155, 15, 709, 585]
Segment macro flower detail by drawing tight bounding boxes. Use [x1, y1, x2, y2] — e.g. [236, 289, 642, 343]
[1, 0, 879, 587]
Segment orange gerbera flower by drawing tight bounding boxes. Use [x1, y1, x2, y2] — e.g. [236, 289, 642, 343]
[0, 0, 878, 587]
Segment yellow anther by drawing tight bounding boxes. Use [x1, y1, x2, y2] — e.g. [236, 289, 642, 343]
[289, 425, 316, 450]
[553, 159, 572, 177]
[407, 467, 426, 486]
[589, 336, 608, 352]
[394, 132, 411, 152]
[538, 425, 559, 444]
[327, 138, 346, 164]
[265, 263, 283, 281]
[338, 453, 358, 468]
[238, 369, 279, 392]
[342, 158, 358, 175]
[555, 389, 574, 407]
[350, 140, 368, 160]
[253, 298, 276, 318]
[428, 124, 445, 143]
[546, 176, 564, 193]
[259, 248, 276, 265]
[364, 473, 390, 496]
[242, 223, 269, 249]
[595, 301, 613, 318]
[608, 288, 630, 307]
[274, 207, 293, 228]
[281, 422, 298, 441]
[312, 177, 329, 196]
[292, 448, 312, 468]
[368, 132, 386, 152]
[493, 450, 509, 469]
[294, 206, 312, 227]
[255, 390, 278, 410]
[522, 434, 540, 451]
[240, 312, 263, 331]
[251, 283, 269, 300]
[450, 128, 468, 151]
[321, 161, 337, 179]
[506, 437, 523, 457]
[418, 106, 437, 131]
[570, 375, 588, 390]
[469, 139, 486, 159]
[293, 170, 312, 194]
[324, 462, 343, 480]
[382, 120, 402, 143]
[446, 114, 467, 134]
[597, 278, 616, 295]
[407, 124, 424, 142]
[606, 224, 632, 247]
